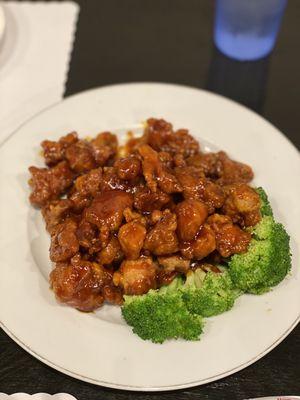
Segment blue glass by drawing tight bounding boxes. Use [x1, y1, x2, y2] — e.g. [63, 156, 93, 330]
[214, 0, 287, 61]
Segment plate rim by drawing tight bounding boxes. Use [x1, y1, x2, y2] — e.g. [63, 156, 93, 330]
[0, 82, 299, 391]
[1, 314, 300, 391]
[0, 81, 299, 155]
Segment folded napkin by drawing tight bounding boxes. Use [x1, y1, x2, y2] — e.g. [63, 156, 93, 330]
[0, 1, 79, 144]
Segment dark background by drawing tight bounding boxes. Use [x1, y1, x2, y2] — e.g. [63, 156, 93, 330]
[1, 1, 300, 399]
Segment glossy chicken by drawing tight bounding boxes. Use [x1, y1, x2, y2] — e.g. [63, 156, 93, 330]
[28, 118, 261, 312]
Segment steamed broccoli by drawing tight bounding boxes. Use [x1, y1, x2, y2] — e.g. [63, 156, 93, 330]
[122, 186, 291, 343]
[181, 269, 241, 317]
[255, 187, 273, 217]
[122, 278, 203, 343]
[122, 269, 239, 343]
[228, 189, 291, 294]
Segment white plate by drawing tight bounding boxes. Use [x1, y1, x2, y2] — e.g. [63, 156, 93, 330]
[0, 83, 299, 391]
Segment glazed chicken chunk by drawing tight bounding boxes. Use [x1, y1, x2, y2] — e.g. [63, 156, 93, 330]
[84, 190, 133, 231]
[50, 218, 79, 262]
[41, 132, 78, 166]
[113, 257, 157, 295]
[207, 214, 251, 258]
[175, 166, 225, 213]
[118, 220, 146, 260]
[175, 199, 208, 242]
[29, 161, 74, 207]
[143, 210, 179, 256]
[180, 225, 216, 260]
[222, 183, 261, 227]
[50, 254, 113, 311]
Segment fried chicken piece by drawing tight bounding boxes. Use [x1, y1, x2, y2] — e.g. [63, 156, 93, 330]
[118, 221, 146, 260]
[180, 225, 216, 260]
[74, 167, 102, 194]
[174, 165, 204, 196]
[175, 199, 208, 241]
[101, 167, 131, 192]
[157, 255, 190, 273]
[187, 151, 254, 185]
[144, 118, 173, 150]
[84, 190, 133, 231]
[143, 211, 179, 256]
[138, 144, 182, 194]
[137, 144, 160, 192]
[50, 254, 112, 311]
[90, 132, 118, 166]
[123, 207, 147, 225]
[50, 218, 79, 262]
[96, 236, 124, 265]
[41, 132, 78, 166]
[149, 209, 163, 224]
[29, 161, 74, 207]
[201, 180, 225, 213]
[76, 219, 102, 253]
[114, 155, 142, 180]
[144, 118, 199, 157]
[76, 219, 96, 248]
[187, 152, 220, 178]
[168, 129, 200, 157]
[222, 183, 261, 227]
[158, 151, 173, 168]
[124, 136, 146, 155]
[102, 285, 124, 305]
[42, 199, 73, 234]
[98, 224, 110, 248]
[68, 168, 102, 212]
[207, 214, 251, 258]
[173, 153, 186, 167]
[134, 186, 171, 213]
[175, 166, 225, 213]
[65, 140, 96, 173]
[217, 152, 254, 185]
[158, 168, 182, 194]
[113, 257, 157, 295]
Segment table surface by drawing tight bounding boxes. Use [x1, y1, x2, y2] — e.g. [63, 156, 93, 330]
[1, 1, 300, 399]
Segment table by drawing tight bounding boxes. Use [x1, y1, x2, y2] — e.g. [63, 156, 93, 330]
[1, 1, 299, 399]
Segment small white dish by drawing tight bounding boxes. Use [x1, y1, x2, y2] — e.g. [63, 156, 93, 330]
[0, 394, 77, 400]
[0, 4, 5, 45]
[248, 397, 300, 400]
[0, 83, 299, 391]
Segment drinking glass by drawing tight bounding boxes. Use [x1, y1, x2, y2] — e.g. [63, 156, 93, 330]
[214, 0, 287, 61]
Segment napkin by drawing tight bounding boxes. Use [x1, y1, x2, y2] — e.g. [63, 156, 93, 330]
[0, 1, 79, 144]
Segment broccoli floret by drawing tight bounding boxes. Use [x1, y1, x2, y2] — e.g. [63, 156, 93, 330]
[122, 279, 203, 343]
[229, 188, 291, 294]
[181, 269, 241, 317]
[229, 215, 291, 294]
[256, 187, 273, 217]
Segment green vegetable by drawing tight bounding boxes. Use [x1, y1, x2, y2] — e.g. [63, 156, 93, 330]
[182, 269, 241, 317]
[122, 278, 203, 344]
[256, 187, 273, 217]
[228, 189, 291, 294]
[122, 187, 291, 343]
[122, 269, 239, 343]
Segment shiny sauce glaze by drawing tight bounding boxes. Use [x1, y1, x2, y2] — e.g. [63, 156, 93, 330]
[28, 118, 260, 311]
